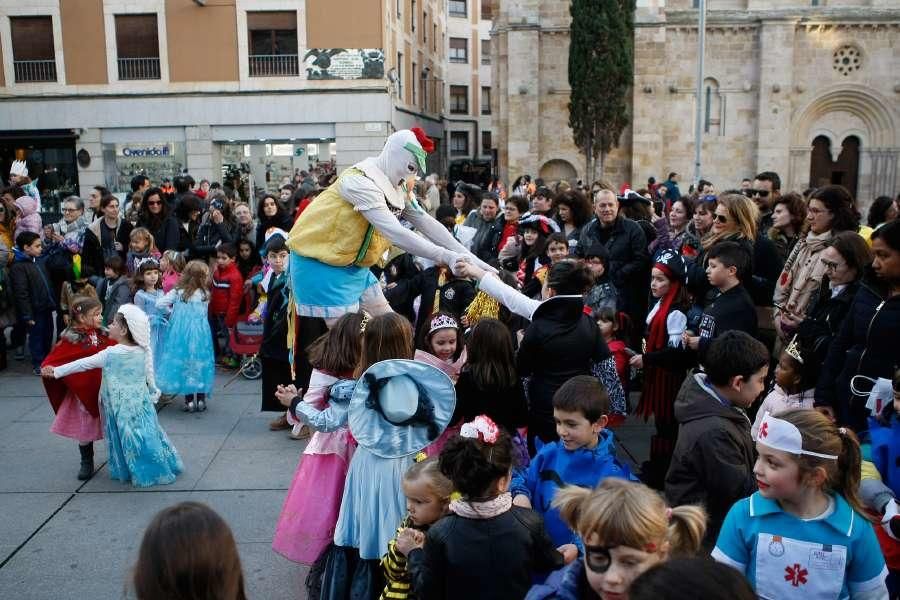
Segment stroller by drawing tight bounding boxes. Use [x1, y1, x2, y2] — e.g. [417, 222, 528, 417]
[229, 289, 264, 380]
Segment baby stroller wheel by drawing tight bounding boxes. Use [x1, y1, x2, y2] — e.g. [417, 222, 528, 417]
[241, 356, 262, 380]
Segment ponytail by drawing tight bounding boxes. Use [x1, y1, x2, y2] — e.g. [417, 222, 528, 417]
[667, 506, 707, 557]
[835, 426, 867, 519]
[554, 486, 593, 530]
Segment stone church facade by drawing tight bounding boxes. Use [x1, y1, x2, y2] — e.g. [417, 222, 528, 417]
[492, 0, 899, 204]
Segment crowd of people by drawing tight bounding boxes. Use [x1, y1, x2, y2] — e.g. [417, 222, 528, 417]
[1, 153, 899, 600]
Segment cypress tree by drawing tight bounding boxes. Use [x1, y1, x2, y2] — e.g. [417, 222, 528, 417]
[568, 0, 635, 181]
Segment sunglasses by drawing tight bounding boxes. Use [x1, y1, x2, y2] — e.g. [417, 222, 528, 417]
[146, 200, 162, 206]
[714, 213, 729, 224]
[751, 189, 770, 198]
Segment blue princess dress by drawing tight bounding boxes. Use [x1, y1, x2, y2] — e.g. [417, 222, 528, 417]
[155, 289, 215, 395]
[52, 345, 183, 487]
[134, 289, 167, 370]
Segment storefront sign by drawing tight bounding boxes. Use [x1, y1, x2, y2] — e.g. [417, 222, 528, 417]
[304, 49, 385, 80]
[116, 144, 173, 158]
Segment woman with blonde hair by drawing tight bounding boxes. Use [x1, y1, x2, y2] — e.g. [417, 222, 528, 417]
[526, 478, 706, 600]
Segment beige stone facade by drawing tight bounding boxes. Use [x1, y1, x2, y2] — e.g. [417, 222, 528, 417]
[493, 1, 900, 204]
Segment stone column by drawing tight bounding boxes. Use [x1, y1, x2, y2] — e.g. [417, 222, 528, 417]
[754, 19, 797, 177]
[75, 128, 105, 196]
[505, 25, 541, 181]
[185, 125, 214, 183]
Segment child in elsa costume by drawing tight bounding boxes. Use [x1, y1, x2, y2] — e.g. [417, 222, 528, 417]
[42, 304, 182, 487]
[316, 359, 457, 600]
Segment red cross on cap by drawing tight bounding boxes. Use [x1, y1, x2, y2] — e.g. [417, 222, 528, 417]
[759, 422, 769, 439]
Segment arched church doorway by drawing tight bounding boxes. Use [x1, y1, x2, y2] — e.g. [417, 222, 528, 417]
[809, 135, 860, 198]
[539, 159, 577, 184]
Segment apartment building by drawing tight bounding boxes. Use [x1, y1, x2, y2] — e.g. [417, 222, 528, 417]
[444, 0, 493, 184]
[0, 0, 446, 201]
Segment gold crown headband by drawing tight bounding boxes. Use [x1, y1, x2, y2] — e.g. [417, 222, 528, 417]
[784, 335, 804, 364]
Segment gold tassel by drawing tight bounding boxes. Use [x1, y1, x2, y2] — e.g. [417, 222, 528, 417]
[464, 290, 500, 326]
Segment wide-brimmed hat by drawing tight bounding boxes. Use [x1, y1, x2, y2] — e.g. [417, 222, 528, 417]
[348, 359, 457, 458]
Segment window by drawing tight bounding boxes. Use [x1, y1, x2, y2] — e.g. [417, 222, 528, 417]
[115, 14, 160, 80]
[449, 0, 467, 17]
[397, 52, 403, 99]
[449, 38, 468, 63]
[481, 39, 491, 64]
[450, 85, 468, 114]
[482, 0, 494, 20]
[481, 86, 491, 114]
[412, 61, 417, 104]
[10, 16, 56, 83]
[397, 0, 401, 19]
[423, 11, 428, 44]
[481, 131, 492, 155]
[450, 132, 469, 156]
[247, 11, 298, 76]
[411, 0, 416, 32]
[433, 24, 438, 52]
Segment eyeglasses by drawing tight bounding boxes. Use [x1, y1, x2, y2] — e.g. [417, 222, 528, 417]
[714, 213, 729, 224]
[146, 200, 162, 206]
[821, 259, 845, 271]
[62, 207, 78, 212]
[807, 207, 830, 216]
[751, 189, 770, 198]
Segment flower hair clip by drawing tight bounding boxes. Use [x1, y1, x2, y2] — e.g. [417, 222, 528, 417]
[359, 311, 371, 334]
[414, 451, 428, 463]
[460, 415, 500, 445]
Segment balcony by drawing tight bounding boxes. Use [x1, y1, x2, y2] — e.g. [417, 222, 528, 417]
[249, 54, 299, 77]
[117, 57, 161, 80]
[13, 59, 56, 83]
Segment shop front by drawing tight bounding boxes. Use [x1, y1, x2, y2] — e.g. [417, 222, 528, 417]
[103, 141, 186, 195]
[0, 129, 79, 213]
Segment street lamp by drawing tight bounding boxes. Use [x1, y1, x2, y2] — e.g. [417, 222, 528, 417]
[693, 0, 707, 187]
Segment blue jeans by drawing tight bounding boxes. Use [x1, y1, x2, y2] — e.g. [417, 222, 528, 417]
[27, 310, 54, 368]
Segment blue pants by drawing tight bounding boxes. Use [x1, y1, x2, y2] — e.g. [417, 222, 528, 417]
[27, 310, 54, 369]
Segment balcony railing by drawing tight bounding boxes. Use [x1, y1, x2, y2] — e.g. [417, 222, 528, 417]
[248, 54, 299, 77]
[117, 57, 161, 80]
[13, 59, 57, 83]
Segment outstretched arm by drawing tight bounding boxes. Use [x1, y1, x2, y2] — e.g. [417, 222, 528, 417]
[46, 348, 110, 378]
[401, 203, 496, 273]
[360, 205, 462, 267]
[457, 262, 540, 320]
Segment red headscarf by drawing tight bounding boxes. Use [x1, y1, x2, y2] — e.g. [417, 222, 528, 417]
[645, 263, 682, 355]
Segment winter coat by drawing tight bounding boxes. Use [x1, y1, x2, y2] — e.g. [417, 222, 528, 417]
[81, 217, 133, 279]
[13, 196, 42, 240]
[97, 276, 132, 326]
[476, 214, 510, 261]
[9, 248, 56, 320]
[584, 278, 619, 314]
[259, 271, 289, 361]
[869, 408, 900, 498]
[686, 233, 782, 308]
[773, 230, 833, 329]
[210, 262, 244, 327]
[463, 211, 499, 261]
[525, 560, 592, 600]
[137, 214, 180, 253]
[578, 217, 649, 313]
[454, 370, 527, 435]
[193, 214, 235, 260]
[406, 507, 565, 600]
[750, 385, 816, 439]
[374, 251, 420, 323]
[510, 430, 635, 547]
[815, 272, 900, 432]
[665, 372, 756, 547]
[796, 279, 860, 366]
[518, 295, 612, 431]
[696, 284, 758, 358]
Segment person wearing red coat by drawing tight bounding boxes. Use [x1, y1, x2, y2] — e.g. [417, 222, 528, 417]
[210, 242, 244, 367]
[41, 298, 116, 480]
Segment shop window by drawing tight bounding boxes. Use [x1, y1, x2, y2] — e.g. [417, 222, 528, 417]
[411, 0, 416, 32]
[481, 131, 492, 155]
[450, 85, 468, 114]
[450, 132, 469, 156]
[412, 62, 417, 104]
[481, 39, 491, 64]
[449, 0, 467, 18]
[423, 11, 428, 45]
[481, 87, 491, 115]
[449, 38, 468, 64]
[104, 142, 186, 194]
[10, 16, 57, 83]
[115, 14, 161, 80]
[247, 11, 298, 77]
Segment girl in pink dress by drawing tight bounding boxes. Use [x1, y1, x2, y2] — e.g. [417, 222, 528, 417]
[271, 312, 364, 565]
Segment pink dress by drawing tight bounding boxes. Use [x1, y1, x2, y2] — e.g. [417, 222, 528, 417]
[50, 391, 104, 442]
[161, 270, 179, 293]
[415, 349, 466, 456]
[272, 370, 356, 564]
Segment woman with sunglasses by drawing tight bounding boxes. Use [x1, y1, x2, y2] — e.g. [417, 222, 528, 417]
[773, 185, 859, 342]
[137, 187, 180, 253]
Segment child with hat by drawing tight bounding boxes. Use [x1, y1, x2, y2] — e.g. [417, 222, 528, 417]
[42, 304, 182, 487]
[629, 250, 693, 489]
[319, 357, 457, 599]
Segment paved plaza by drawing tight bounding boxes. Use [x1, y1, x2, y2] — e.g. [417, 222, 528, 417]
[0, 359, 652, 599]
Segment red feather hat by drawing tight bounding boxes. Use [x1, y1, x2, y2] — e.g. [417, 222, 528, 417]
[410, 127, 435, 154]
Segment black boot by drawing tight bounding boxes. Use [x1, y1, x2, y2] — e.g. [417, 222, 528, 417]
[77, 443, 94, 481]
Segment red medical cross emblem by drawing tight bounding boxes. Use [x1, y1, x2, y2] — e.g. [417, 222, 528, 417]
[784, 563, 808, 587]
[759, 422, 769, 439]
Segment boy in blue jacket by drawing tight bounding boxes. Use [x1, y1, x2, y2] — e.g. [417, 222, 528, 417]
[511, 375, 635, 547]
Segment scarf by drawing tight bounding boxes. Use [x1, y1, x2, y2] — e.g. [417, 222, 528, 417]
[645, 265, 681, 355]
[449, 492, 512, 519]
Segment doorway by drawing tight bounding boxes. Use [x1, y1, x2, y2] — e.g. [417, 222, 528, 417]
[809, 135, 860, 198]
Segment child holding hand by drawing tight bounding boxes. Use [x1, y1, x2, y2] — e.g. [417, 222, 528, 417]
[381, 456, 453, 600]
[406, 416, 575, 599]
